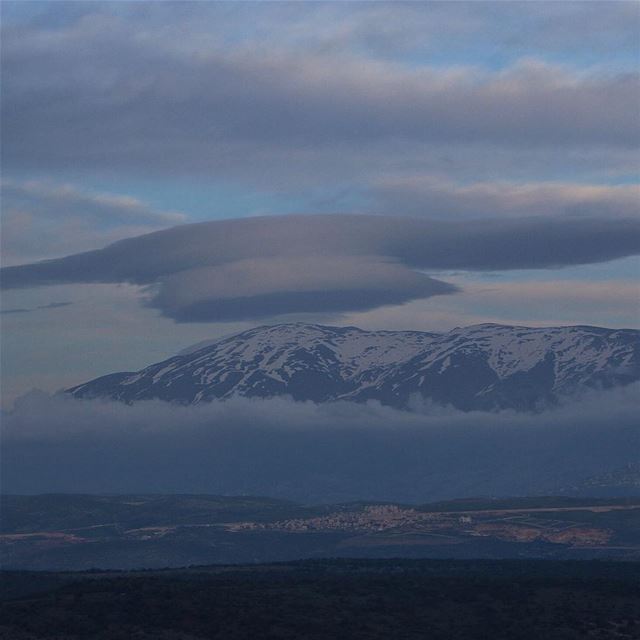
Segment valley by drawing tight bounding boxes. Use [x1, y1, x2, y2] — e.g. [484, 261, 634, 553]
[2, 495, 639, 570]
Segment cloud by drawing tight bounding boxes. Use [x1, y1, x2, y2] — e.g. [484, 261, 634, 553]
[0, 300, 74, 315]
[2, 386, 638, 501]
[0, 302, 73, 314]
[5, 2, 637, 62]
[0, 308, 30, 315]
[2, 214, 639, 322]
[2, 4, 638, 186]
[3, 4, 638, 197]
[37, 301, 73, 309]
[152, 256, 456, 322]
[371, 177, 640, 220]
[2, 179, 185, 227]
[1, 180, 187, 265]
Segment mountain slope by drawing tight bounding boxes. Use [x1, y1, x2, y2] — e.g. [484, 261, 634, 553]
[67, 323, 640, 411]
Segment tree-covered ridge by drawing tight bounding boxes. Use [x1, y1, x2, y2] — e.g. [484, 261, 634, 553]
[2, 559, 640, 639]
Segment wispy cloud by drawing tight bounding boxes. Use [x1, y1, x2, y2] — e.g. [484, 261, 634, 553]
[37, 301, 73, 310]
[371, 178, 640, 220]
[0, 308, 30, 315]
[0, 300, 74, 315]
[1, 179, 187, 264]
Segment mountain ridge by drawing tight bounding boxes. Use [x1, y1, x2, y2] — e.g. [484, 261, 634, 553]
[68, 322, 640, 411]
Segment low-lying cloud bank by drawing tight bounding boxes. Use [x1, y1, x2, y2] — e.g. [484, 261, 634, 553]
[3, 386, 638, 502]
[2, 214, 639, 322]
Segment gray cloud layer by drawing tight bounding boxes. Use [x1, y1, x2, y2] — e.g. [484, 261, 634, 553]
[2, 7, 638, 184]
[3, 386, 638, 501]
[2, 214, 639, 322]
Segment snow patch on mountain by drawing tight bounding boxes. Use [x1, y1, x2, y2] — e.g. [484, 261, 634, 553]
[67, 323, 640, 412]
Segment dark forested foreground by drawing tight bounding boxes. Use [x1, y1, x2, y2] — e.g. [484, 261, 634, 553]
[1, 559, 640, 640]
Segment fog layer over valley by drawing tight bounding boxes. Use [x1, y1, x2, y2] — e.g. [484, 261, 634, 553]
[3, 384, 638, 502]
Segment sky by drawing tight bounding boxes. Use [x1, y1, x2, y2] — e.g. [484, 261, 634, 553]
[1, 0, 640, 405]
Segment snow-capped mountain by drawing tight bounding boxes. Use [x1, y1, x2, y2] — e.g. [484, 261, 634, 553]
[67, 323, 640, 411]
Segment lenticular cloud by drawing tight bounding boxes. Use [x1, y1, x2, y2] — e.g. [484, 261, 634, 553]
[1, 214, 638, 322]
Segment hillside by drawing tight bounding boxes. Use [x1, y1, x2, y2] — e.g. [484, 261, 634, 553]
[68, 323, 640, 411]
